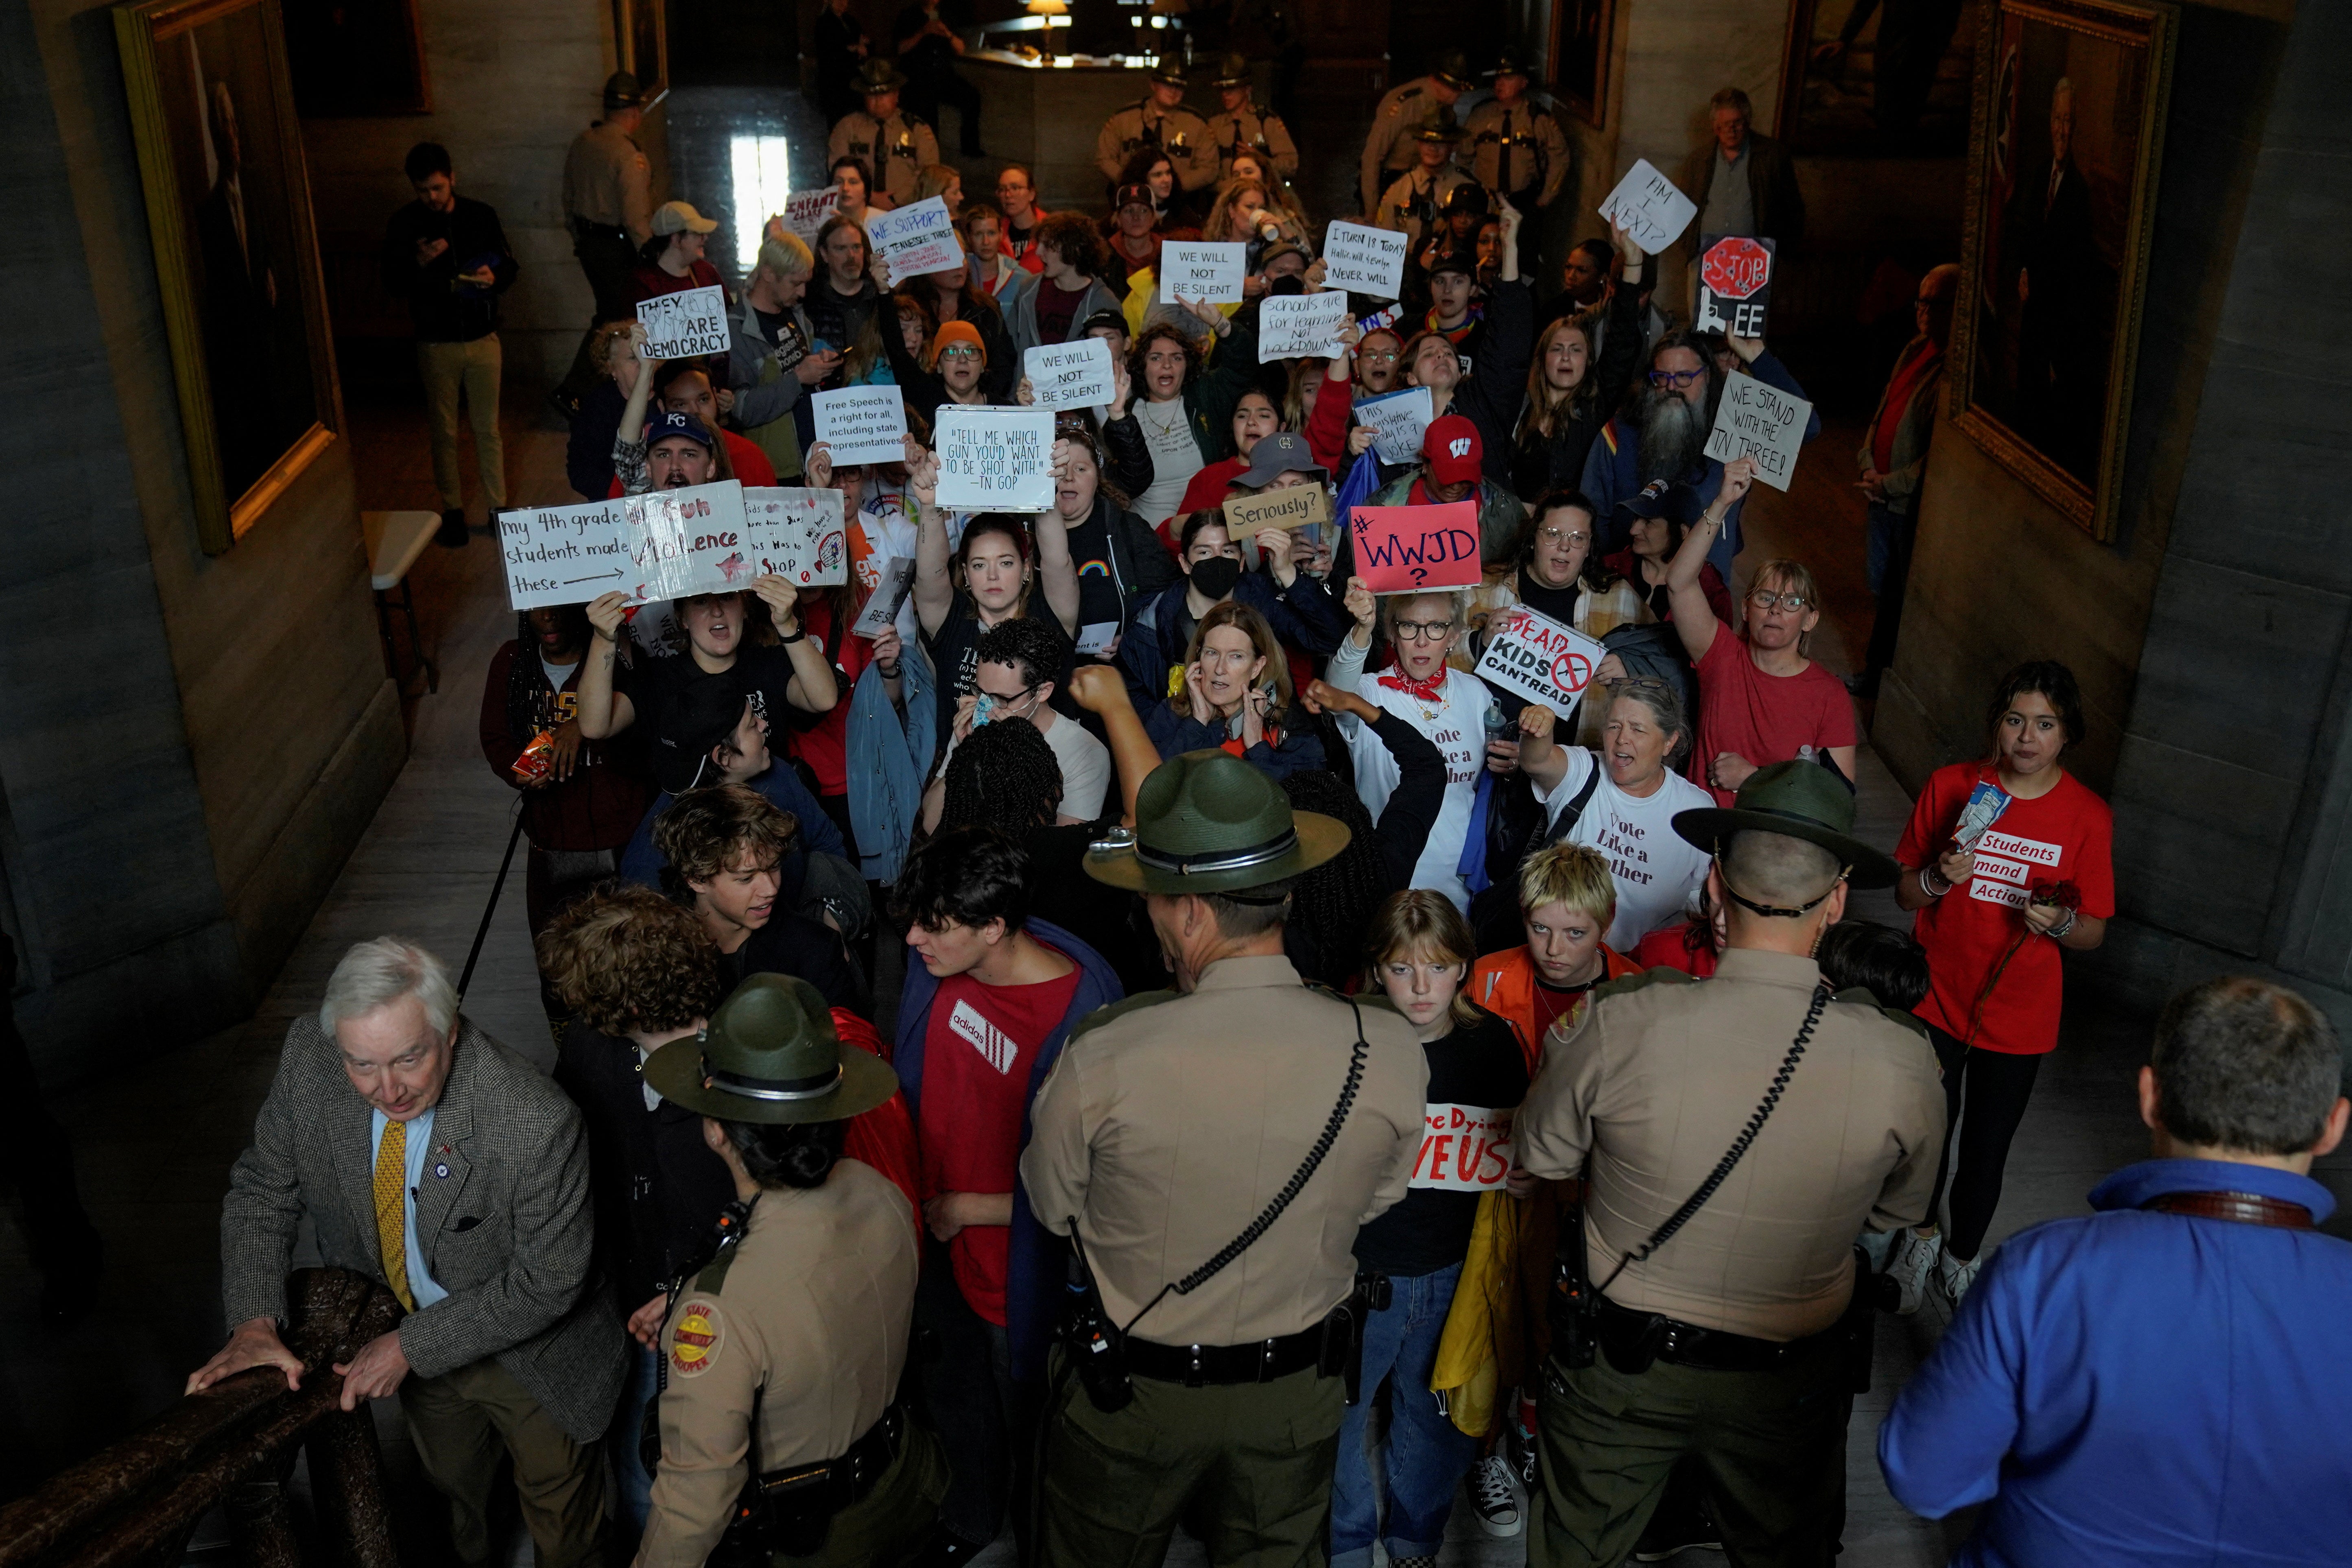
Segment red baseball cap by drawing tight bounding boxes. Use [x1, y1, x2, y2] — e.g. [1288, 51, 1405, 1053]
[1422, 414, 1483, 486]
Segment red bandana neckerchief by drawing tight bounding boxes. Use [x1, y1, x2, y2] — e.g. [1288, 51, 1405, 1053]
[1377, 667, 1449, 705]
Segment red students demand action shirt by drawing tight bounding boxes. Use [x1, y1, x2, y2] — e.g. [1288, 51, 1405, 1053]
[916, 956, 1083, 1324]
[1688, 622, 1858, 807]
[1895, 761, 2114, 1056]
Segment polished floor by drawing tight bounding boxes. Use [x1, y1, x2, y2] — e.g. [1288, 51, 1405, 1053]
[5, 71, 2347, 1568]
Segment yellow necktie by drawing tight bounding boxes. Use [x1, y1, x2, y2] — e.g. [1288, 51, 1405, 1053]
[373, 1119, 417, 1311]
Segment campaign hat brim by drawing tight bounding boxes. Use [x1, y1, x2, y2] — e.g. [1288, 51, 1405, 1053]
[1670, 804, 1901, 889]
[642, 1034, 900, 1125]
[1084, 808, 1350, 895]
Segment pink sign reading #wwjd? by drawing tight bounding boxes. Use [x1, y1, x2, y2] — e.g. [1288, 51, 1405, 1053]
[1348, 501, 1483, 595]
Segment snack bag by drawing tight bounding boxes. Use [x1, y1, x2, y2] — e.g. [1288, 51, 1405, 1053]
[511, 729, 557, 786]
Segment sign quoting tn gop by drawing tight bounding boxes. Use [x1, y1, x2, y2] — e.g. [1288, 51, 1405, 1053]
[1702, 371, 1814, 491]
[1695, 234, 1775, 337]
[1406, 1103, 1513, 1192]
[1474, 606, 1607, 719]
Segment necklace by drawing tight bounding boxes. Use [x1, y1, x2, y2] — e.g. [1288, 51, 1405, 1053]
[1140, 401, 1187, 438]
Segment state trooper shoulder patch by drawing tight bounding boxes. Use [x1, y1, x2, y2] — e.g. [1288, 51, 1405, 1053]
[670, 1299, 724, 1376]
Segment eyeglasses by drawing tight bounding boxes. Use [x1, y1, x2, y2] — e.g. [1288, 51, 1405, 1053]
[1647, 368, 1706, 389]
[939, 346, 982, 362]
[1749, 589, 1812, 611]
[1536, 526, 1590, 546]
[1359, 347, 1400, 362]
[1392, 620, 1455, 642]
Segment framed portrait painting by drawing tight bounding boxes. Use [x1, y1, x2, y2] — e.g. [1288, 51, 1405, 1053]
[115, 0, 341, 554]
[620, 0, 666, 102]
[1549, 0, 1613, 128]
[282, 0, 432, 117]
[1949, 0, 2175, 539]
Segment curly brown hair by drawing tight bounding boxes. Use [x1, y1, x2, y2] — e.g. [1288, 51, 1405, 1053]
[535, 882, 724, 1035]
[1033, 210, 1106, 281]
[651, 784, 801, 903]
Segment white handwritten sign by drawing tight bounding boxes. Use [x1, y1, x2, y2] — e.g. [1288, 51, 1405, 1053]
[782, 185, 842, 243]
[1159, 241, 1247, 304]
[1475, 606, 1607, 718]
[1599, 158, 1697, 255]
[498, 480, 762, 610]
[935, 406, 1055, 511]
[1257, 290, 1351, 361]
[1354, 385, 1434, 465]
[740, 488, 849, 585]
[1023, 337, 1116, 410]
[852, 556, 917, 638]
[867, 196, 966, 286]
[636, 286, 731, 360]
[1321, 221, 1409, 299]
[1406, 1103, 1514, 1192]
[813, 385, 908, 466]
[1074, 621, 1118, 656]
[1702, 371, 1813, 491]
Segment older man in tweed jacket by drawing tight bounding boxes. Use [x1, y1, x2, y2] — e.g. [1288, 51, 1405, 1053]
[190, 937, 624, 1568]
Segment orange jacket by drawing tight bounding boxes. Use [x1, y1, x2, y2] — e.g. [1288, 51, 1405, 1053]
[1471, 944, 1642, 1077]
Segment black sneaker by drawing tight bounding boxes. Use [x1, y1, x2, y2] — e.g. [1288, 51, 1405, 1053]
[435, 508, 470, 547]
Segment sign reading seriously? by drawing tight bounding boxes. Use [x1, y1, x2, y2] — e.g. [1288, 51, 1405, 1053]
[1702, 371, 1814, 491]
[636, 286, 730, 360]
[1474, 606, 1608, 718]
[935, 406, 1055, 511]
[1223, 485, 1331, 535]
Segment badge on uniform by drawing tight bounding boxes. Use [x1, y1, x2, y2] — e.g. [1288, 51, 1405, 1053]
[670, 1299, 725, 1377]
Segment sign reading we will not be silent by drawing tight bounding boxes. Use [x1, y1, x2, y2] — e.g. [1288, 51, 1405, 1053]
[1702, 371, 1814, 491]
[1159, 242, 1247, 304]
[636, 286, 731, 360]
[1349, 500, 1482, 595]
[1023, 336, 1116, 410]
[497, 480, 846, 612]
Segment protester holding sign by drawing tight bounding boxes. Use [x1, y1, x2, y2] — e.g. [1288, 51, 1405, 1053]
[910, 445, 1081, 734]
[1117, 508, 1347, 714]
[1334, 889, 1528, 1568]
[1105, 299, 1263, 528]
[605, 363, 775, 494]
[1511, 223, 1646, 498]
[1359, 417, 1527, 577]
[1140, 600, 1324, 780]
[1661, 459, 1856, 806]
[728, 235, 839, 482]
[1888, 661, 2112, 1311]
[574, 563, 841, 754]
[1044, 429, 1177, 656]
[1516, 686, 1712, 950]
[901, 264, 1017, 403]
[630, 201, 729, 380]
[883, 317, 999, 421]
[1381, 204, 1531, 494]
[610, 325, 736, 493]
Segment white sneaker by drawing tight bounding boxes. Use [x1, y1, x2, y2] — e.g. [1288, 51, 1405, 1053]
[1889, 1230, 1941, 1316]
[1470, 1453, 1524, 1537]
[1939, 1249, 1983, 1304]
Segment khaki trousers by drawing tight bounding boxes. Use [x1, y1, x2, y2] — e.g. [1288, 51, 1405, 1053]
[1034, 1354, 1344, 1568]
[417, 335, 506, 511]
[779, 1419, 948, 1567]
[402, 1355, 611, 1568]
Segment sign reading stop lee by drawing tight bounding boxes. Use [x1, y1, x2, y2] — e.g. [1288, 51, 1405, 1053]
[1695, 234, 1775, 338]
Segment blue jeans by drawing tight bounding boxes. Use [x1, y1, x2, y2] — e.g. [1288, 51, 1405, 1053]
[610, 1341, 658, 1538]
[1331, 1261, 1476, 1568]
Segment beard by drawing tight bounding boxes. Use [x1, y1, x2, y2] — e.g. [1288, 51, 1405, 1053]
[1637, 387, 1712, 485]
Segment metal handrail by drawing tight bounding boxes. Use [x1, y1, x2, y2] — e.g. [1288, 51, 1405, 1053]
[0, 1269, 404, 1568]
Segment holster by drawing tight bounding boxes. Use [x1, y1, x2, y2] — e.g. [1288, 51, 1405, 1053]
[1322, 1271, 1392, 1404]
[1546, 1201, 1597, 1380]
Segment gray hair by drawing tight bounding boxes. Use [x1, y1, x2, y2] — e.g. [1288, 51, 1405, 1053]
[1721, 830, 1841, 911]
[1603, 677, 1692, 770]
[319, 937, 458, 1040]
[2153, 978, 2345, 1155]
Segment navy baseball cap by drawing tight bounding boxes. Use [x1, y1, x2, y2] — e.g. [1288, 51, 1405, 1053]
[1620, 479, 1710, 526]
[656, 674, 750, 794]
[646, 409, 716, 448]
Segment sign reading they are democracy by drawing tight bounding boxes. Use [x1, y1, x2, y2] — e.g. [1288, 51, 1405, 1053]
[867, 197, 965, 286]
[1023, 337, 1117, 410]
[636, 286, 730, 360]
[498, 480, 847, 611]
[1474, 605, 1609, 718]
[1159, 242, 1247, 304]
[1321, 221, 1409, 299]
[1702, 371, 1814, 491]
[1598, 159, 1697, 255]
[1349, 500, 1482, 595]
[934, 406, 1055, 511]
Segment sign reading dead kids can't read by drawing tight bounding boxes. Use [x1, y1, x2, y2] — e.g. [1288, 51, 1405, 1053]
[1474, 606, 1607, 718]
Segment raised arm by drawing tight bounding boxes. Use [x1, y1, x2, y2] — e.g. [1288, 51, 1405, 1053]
[1069, 664, 1159, 827]
[908, 440, 954, 638]
[1517, 701, 1569, 793]
[750, 577, 842, 714]
[1667, 458, 1755, 664]
[612, 325, 661, 496]
[575, 592, 639, 739]
[1033, 446, 1083, 635]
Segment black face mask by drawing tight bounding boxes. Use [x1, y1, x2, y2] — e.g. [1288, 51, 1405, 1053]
[1189, 556, 1243, 599]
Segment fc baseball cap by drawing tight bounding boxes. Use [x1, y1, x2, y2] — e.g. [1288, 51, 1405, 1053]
[651, 201, 719, 236]
[1236, 431, 1325, 489]
[645, 409, 716, 449]
[657, 675, 752, 795]
[1422, 414, 1483, 486]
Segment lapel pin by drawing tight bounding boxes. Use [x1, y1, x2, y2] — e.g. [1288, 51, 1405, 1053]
[434, 1163, 450, 1179]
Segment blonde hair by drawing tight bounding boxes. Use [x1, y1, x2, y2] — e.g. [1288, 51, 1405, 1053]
[1750, 557, 1822, 652]
[1363, 890, 1483, 1026]
[589, 319, 637, 375]
[1382, 589, 1469, 645]
[1516, 842, 1617, 930]
[1182, 599, 1293, 716]
[754, 232, 813, 283]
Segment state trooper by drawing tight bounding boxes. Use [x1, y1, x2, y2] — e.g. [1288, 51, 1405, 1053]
[561, 71, 654, 326]
[827, 58, 940, 210]
[1376, 106, 1472, 254]
[1022, 751, 1428, 1566]
[1094, 55, 1217, 195]
[1466, 44, 1570, 272]
[1206, 53, 1299, 181]
[637, 975, 945, 1567]
[1360, 48, 1473, 216]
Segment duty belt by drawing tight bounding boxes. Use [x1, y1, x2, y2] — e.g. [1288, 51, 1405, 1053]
[568, 216, 630, 240]
[1124, 1325, 1326, 1387]
[1590, 1293, 1841, 1373]
[743, 1404, 904, 1511]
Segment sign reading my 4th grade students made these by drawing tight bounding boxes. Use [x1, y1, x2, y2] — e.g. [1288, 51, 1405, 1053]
[636, 286, 731, 360]
[1475, 606, 1608, 719]
[1702, 371, 1813, 491]
[500, 480, 756, 611]
[934, 406, 1055, 511]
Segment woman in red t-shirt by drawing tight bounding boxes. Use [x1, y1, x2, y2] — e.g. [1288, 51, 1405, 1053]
[1655, 459, 1857, 806]
[1887, 661, 2113, 1309]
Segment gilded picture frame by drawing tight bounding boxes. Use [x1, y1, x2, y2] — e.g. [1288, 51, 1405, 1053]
[1948, 0, 2174, 540]
[115, 0, 341, 554]
[620, 0, 666, 103]
[1549, 0, 1614, 129]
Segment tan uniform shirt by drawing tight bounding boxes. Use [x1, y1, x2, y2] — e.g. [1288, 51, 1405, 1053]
[1208, 103, 1300, 179]
[1359, 79, 1448, 215]
[639, 1162, 919, 1568]
[1376, 166, 1469, 253]
[1465, 99, 1570, 207]
[1516, 950, 1946, 1342]
[562, 120, 654, 242]
[1096, 103, 1218, 191]
[829, 112, 941, 209]
[1020, 954, 1427, 1347]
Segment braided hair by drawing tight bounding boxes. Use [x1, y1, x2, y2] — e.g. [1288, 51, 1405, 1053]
[939, 719, 1064, 836]
[1277, 769, 1389, 990]
[504, 606, 594, 744]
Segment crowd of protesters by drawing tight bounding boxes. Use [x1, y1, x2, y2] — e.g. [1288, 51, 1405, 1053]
[227, 37, 2350, 1568]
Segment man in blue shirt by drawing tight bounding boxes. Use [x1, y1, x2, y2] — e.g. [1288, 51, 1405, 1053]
[1879, 976, 2352, 1567]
